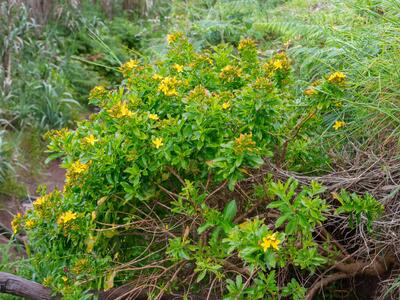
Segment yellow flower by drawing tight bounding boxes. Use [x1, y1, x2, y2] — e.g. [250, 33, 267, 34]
[334, 101, 343, 108]
[238, 38, 256, 51]
[167, 34, 175, 44]
[272, 60, 283, 70]
[83, 134, 97, 145]
[219, 65, 242, 82]
[57, 211, 78, 225]
[46, 128, 70, 139]
[119, 59, 139, 76]
[72, 258, 89, 275]
[222, 102, 231, 110]
[125, 59, 139, 69]
[333, 120, 346, 130]
[104, 271, 116, 291]
[66, 161, 89, 184]
[167, 32, 183, 44]
[234, 133, 256, 154]
[193, 53, 214, 66]
[86, 234, 96, 253]
[158, 77, 179, 96]
[42, 276, 53, 287]
[108, 102, 133, 118]
[328, 71, 346, 85]
[69, 161, 88, 174]
[62, 276, 68, 282]
[253, 77, 273, 90]
[88, 85, 107, 100]
[152, 73, 163, 81]
[149, 113, 159, 121]
[260, 233, 281, 251]
[91, 211, 97, 221]
[119, 102, 133, 118]
[11, 213, 23, 234]
[32, 192, 60, 217]
[152, 137, 164, 149]
[173, 64, 184, 73]
[25, 219, 36, 230]
[239, 220, 250, 229]
[304, 88, 317, 96]
[33, 195, 47, 209]
[263, 52, 290, 75]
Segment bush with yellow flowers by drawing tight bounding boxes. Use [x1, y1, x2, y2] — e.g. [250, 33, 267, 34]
[16, 34, 383, 299]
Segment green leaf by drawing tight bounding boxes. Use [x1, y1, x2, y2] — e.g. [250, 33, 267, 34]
[197, 222, 213, 234]
[196, 270, 207, 283]
[275, 214, 289, 228]
[285, 219, 297, 234]
[228, 177, 237, 191]
[223, 200, 237, 222]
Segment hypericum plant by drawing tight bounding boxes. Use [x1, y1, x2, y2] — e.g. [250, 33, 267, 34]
[15, 35, 357, 299]
[334, 190, 384, 231]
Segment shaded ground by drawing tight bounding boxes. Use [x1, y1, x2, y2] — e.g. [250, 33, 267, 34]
[0, 160, 65, 232]
[21, 159, 66, 196]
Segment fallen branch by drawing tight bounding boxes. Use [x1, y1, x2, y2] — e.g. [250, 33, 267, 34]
[0, 222, 26, 247]
[305, 255, 396, 300]
[0, 272, 209, 300]
[305, 272, 350, 300]
[334, 255, 395, 277]
[0, 272, 58, 300]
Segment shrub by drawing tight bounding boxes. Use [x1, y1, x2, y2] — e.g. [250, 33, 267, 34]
[16, 35, 373, 299]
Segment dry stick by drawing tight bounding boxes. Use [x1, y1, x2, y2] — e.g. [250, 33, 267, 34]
[205, 180, 227, 201]
[0, 222, 26, 247]
[205, 172, 213, 192]
[305, 255, 395, 300]
[236, 183, 252, 202]
[157, 184, 182, 200]
[223, 260, 250, 276]
[234, 196, 271, 224]
[167, 166, 186, 186]
[319, 226, 353, 261]
[305, 272, 350, 300]
[154, 262, 184, 300]
[237, 268, 257, 299]
[206, 276, 218, 300]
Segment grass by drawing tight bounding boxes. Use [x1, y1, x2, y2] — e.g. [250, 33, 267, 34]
[207, 0, 396, 166]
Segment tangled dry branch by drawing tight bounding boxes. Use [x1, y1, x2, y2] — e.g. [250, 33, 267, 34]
[2, 154, 399, 299]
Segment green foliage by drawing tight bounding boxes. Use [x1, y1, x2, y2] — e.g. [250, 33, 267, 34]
[2, 0, 397, 299]
[335, 190, 383, 231]
[0, 242, 33, 300]
[0, 131, 14, 184]
[257, 0, 400, 155]
[22, 36, 297, 297]
[0, 2, 82, 130]
[17, 30, 380, 294]
[268, 179, 328, 236]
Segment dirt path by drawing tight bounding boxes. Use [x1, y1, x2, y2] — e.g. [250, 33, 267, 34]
[0, 160, 65, 232]
[25, 160, 66, 195]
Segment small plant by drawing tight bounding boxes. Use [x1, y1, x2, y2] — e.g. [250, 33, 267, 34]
[335, 190, 384, 231]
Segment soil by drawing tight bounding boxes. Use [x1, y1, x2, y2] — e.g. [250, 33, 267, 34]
[0, 159, 65, 231]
